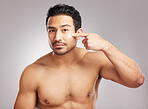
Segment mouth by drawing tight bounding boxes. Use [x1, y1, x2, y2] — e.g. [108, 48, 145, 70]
[53, 43, 66, 48]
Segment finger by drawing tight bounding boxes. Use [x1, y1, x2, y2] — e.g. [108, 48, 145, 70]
[84, 41, 88, 48]
[82, 38, 87, 44]
[84, 43, 87, 48]
[72, 33, 88, 38]
[86, 46, 90, 50]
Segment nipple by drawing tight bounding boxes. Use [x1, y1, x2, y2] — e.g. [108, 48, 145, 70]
[87, 92, 91, 97]
[45, 99, 49, 104]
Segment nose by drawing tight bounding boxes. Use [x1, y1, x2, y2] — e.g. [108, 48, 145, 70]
[54, 30, 62, 41]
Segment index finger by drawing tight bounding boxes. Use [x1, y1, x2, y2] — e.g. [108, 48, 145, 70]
[72, 33, 88, 38]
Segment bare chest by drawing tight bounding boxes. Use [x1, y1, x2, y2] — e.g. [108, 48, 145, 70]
[37, 66, 100, 107]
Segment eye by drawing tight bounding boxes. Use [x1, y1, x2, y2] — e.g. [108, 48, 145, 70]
[63, 29, 69, 32]
[48, 29, 55, 33]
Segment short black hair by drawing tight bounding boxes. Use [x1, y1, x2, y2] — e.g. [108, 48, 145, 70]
[46, 4, 81, 32]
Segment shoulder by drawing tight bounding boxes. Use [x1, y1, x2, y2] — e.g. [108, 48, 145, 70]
[19, 64, 46, 90]
[84, 51, 107, 64]
[33, 52, 53, 66]
[21, 63, 47, 80]
[77, 48, 108, 69]
[22, 63, 46, 76]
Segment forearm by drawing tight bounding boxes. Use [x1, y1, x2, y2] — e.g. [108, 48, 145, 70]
[73, 32, 144, 87]
[102, 41, 144, 87]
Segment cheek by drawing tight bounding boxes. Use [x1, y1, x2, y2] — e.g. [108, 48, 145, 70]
[67, 34, 72, 39]
[48, 39, 52, 47]
[65, 32, 75, 40]
[48, 35, 54, 43]
[67, 38, 77, 45]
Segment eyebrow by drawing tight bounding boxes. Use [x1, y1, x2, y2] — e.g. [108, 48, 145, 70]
[60, 24, 71, 27]
[47, 24, 71, 29]
[47, 26, 55, 29]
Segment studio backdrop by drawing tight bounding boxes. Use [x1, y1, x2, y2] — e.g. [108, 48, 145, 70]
[0, 0, 148, 109]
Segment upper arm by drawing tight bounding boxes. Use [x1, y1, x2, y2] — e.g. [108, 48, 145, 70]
[99, 53, 129, 87]
[14, 65, 38, 109]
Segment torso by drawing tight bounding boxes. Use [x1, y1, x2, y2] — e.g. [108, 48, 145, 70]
[33, 48, 103, 109]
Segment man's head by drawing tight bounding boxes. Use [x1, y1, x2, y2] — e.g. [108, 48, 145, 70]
[46, 4, 83, 55]
[46, 4, 81, 32]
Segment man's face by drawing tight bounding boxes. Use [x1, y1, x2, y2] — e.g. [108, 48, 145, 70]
[47, 15, 77, 55]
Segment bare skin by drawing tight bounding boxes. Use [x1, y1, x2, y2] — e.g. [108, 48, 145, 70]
[14, 15, 145, 109]
[35, 48, 101, 109]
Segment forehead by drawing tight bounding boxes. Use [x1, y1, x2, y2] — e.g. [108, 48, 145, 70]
[47, 15, 74, 27]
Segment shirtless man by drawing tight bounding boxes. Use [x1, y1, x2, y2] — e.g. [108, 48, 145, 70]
[14, 4, 145, 109]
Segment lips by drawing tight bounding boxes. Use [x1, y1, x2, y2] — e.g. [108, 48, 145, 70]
[53, 43, 66, 48]
[54, 43, 65, 46]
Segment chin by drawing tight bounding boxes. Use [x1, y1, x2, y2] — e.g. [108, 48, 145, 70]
[53, 45, 75, 55]
[54, 51, 67, 55]
[53, 48, 68, 55]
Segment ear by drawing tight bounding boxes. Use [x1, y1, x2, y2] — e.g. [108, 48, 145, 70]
[76, 28, 83, 40]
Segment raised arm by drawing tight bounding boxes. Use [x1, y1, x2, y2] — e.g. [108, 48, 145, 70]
[14, 65, 38, 109]
[72, 32, 145, 88]
[99, 42, 144, 88]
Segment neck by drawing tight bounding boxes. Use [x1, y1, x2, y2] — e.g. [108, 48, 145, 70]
[51, 47, 79, 66]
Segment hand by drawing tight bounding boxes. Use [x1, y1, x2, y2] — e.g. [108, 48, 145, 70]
[72, 33, 106, 51]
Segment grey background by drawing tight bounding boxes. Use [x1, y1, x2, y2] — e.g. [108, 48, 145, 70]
[0, 0, 148, 109]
